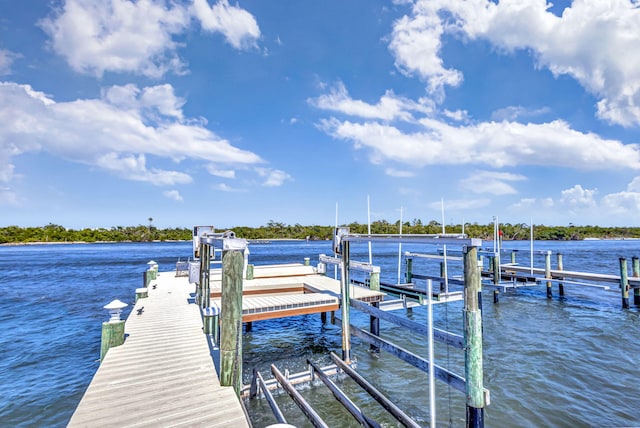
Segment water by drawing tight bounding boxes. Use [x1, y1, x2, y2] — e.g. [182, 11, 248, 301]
[1, 239, 640, 427]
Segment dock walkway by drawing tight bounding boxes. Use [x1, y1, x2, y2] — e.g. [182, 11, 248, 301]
[68, 272, 249, 428]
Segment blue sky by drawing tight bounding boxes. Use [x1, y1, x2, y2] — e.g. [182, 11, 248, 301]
[2, 0, 640, 229]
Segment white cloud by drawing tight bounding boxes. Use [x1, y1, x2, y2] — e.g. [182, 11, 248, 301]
[163, 189, 184, 202]
[207, 166, 236, 178]
[0, 186, 20, 206]
[40, 0, 260, 78]
[491, 106, 551, 122]
[0, 49, 20, 76]
[214, 182, 246, 192]
[192, 0, 261, 50]
[601, 177, 640, 216]
[389, 8, 462, 96]
[256, 168, 292, 187]
[559, 184, 598, 209]
[389, 0, 640, 126]
[385, 168, 415, 177]
[0, 81, 263, 186]
[309, 81, 434, 121]
[460, 170, 527, 195]
[319, 116, 640, 170]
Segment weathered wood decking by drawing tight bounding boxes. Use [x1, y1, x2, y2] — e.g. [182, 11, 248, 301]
[68, 273, 249, 428]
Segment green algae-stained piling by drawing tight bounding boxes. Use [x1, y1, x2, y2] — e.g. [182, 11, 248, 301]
[464, 245, 485, 428]
[492, 256, 500, 286]
[405, 257, 413, 282]
[69, 269, 249, 428]
[220, 245, 245, 396]
[620, 257, 630, 309]
[99, 320, 125, 362]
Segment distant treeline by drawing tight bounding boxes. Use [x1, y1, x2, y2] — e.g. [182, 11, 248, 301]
[2, 220, 640, 244]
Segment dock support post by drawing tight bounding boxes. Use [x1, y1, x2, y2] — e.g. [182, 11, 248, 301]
[100, 320, 125, 362]
[135, 288, 148, 302]
[557, 253, 565, 297]
[405, 257, 413, 283]
[492, 256, 500, 286]
[220, 247, 245, 395]
[463, 245, 484, 428]
[633, 257, 640, 306]
[493, 289, 499, 304]
[511, 251, 516, 264]
[370, 302, 380, 353]
[321, 311, 327, 324]
[620, 257, 630, 309]
[304, 257, 310, 266]
[545, 251, 552, 298]
[201, 244, 211, 309]
[369, 271, 380, 291]
[440, 261, 446, 291]
[246, 264, 254, 280]
[340, 239, 351, 362]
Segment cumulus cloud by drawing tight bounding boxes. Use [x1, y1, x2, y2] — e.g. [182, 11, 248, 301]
[559, 184, 598, 209]
[40, 0, 260, 78]
[0, 81, 263, 186]
[0, 49, 20, 75]
[389, 7, 462, 96]
[163, 189, 184, 201]
[460, 171, 527, 195]
[191, 0, 261, 50]
[207, 166, 236, 178]
[318, 116, 640, 170]
[256, 168, 292, 187]
[308, 81, 434, 121]
[389, 0, 640, 126]
[214, 182, 246, 192]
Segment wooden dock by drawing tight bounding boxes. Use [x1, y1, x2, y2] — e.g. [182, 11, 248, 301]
[68, 272, 249, 428]
[208, 264, 385, 322]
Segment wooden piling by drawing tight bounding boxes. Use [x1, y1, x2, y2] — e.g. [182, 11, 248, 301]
[633, 257, 640, 306]
[246, 263, 254, 280]
[220, 248, 244, 395]
[405, 257, 413, 283]
[493, 289, 499, 304]
[492, 256, 500, 286]
[511, 251, 516, 264]
[463, 245, 484, 428]
[135, 288, 148, 302]
[201, 244, 211, 309]
[557, 253, 565, 297]
[545, 251, 552, 298]
[100, 320, 125, 362]
[369, 272, 380, 291]
[370, 302, 380, 353]
[340, 240, 352, 362]
[619, 257, 630, 309]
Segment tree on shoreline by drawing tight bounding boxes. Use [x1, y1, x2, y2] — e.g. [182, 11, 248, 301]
[2, 221, 640, 244]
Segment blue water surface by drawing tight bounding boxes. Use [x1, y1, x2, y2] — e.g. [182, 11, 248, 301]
[1, 239, 640, 427]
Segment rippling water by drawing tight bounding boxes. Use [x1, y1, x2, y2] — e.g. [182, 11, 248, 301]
[1, 239, 640, 427]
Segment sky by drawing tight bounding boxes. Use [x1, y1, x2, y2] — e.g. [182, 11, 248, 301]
[2, 0, 640, 229]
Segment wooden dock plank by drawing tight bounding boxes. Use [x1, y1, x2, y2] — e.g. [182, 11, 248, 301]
[68, 271, 249, 428]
